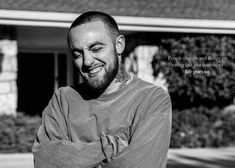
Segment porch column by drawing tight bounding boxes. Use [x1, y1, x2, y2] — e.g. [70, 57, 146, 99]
[125, 45, 168, 90]
[0, 39, 18, 115]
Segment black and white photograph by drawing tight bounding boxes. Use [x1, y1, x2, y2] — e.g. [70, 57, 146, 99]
[0, 0, 234, 168]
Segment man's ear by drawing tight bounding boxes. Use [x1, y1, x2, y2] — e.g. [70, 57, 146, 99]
[115, 35, 125, 55]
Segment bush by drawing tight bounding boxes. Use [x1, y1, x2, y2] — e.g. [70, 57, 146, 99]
[0, 109, 233, 151]
[152, 35, 235, 148]
[170, 106, 235, 148]
[152, 36, 235, 109]
[0, 113, 41, 153]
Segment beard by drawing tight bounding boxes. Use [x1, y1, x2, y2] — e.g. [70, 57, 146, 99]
[83, 50, 119, 93]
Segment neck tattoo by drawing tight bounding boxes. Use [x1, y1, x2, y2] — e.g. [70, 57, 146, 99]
[115, 65, 132, 89]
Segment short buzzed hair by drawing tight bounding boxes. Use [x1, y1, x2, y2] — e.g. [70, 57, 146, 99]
[68, 11, 120, 41]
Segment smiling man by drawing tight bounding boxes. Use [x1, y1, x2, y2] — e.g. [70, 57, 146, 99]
[32, 11, 172, 168]
[68, 15, 126, 95]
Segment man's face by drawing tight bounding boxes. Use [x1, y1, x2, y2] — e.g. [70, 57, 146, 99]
[68, 21, 119, 91]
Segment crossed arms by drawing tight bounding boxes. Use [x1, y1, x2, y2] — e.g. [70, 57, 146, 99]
[32, 88, 172, 168]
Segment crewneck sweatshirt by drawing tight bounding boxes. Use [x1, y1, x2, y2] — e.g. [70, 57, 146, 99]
[33, 75, 172, 168]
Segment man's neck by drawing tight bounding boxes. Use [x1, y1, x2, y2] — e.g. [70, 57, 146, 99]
[114, 65, 132, 89]
[103, 64, 131, 95]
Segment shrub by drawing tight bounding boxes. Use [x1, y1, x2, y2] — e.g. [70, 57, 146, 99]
[152, 35, 235, 147]
[0, 113, 41, 153]
[0, 108, 233, 151]
[152, 36, 235, 109]
[170, 106, 235, 148]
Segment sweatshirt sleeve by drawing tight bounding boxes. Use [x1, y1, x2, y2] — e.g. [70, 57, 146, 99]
[105, 87, 172, 168]
[32, 88, 106, 168]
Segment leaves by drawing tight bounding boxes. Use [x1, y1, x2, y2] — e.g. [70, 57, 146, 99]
[152, 35, 235, 148]
[153, 35, 235, 109]
[170, 107, 235, 148]
[0, 113, 41, 153]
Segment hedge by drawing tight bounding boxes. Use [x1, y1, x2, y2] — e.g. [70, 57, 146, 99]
[152, 35, 235, 110]
[0, 107, 234, 152]
[170, 106, 235, 148]
[152, 35, 235, 148]
[0, 113, 41, 153]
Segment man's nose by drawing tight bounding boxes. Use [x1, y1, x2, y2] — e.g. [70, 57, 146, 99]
[83, 51, 94, 67]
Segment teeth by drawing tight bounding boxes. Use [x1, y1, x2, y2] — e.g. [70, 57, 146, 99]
[89, 67, 102, 74]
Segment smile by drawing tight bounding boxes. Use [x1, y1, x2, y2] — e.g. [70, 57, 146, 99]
[88, 66, 103, 76]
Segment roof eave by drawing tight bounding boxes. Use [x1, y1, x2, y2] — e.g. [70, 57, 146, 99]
[1, 9, 235, 34]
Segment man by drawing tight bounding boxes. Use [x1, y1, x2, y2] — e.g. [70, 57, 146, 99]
[32, 11, 172, 168]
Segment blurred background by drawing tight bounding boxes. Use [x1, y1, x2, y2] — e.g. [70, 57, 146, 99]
[0, 0, 234, 168]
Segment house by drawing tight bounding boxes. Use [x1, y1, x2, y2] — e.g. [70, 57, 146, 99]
[0, 0, 235, 115]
